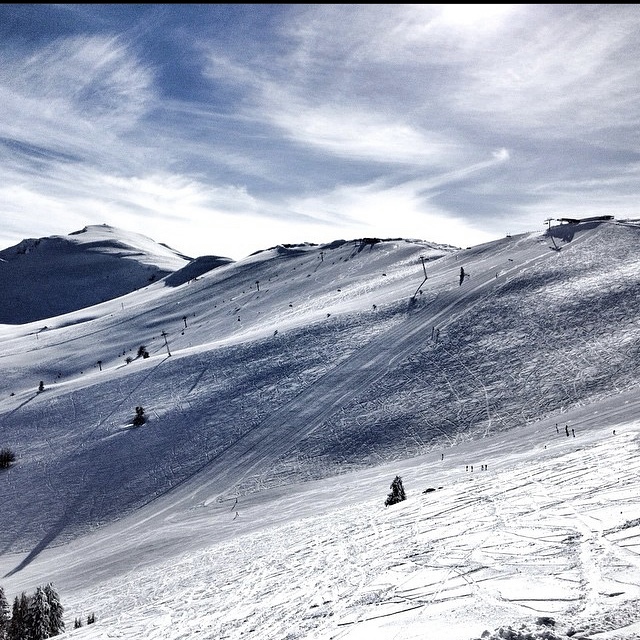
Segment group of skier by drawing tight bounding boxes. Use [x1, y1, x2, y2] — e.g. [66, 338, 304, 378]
[556, 423, 576, 438]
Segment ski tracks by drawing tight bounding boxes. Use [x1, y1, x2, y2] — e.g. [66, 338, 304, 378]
[59, 424, 640, 640]
[79, 231, 578, 572]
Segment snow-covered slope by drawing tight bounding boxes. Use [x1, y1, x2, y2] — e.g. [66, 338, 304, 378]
[0, 224, 211, 324]
[1, 220, 640, 640]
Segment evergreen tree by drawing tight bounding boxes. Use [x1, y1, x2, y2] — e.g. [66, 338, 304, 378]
[0, 586, 9, 640]
[8, 593, 29, 640]
[132, 406, 146, 427]
[137, 346, 149, 359]
[28, 586, 50, 640]
[0, 448, 16, 469]
[7, 598, 18, 640]
[384, 475, 406, 507]
[44, 584, 64, 637]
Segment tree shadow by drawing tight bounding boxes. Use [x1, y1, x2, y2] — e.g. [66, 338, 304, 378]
[2, 392, 40, 421]
[3, 493, 82, 578]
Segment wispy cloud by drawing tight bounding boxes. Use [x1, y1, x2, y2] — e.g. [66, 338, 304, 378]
[1, 5, 640, 259]
[0, 35, 153, 167]
[281, 148, 511, 248]
[264, 102, 460, 166]
[450, 6, 640, 135]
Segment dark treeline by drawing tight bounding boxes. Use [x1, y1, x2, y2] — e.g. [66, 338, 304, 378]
[0, 583, 64, 640]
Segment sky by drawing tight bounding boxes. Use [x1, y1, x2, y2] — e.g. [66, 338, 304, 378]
[1, 220, 640, 639]
[2, 4, 640, 260]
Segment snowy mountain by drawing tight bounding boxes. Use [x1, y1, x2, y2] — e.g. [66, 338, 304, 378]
[1, 219, 640, 640]
[0, 224, 218, 324]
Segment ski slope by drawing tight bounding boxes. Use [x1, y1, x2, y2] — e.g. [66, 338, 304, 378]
[1, 220, 640, 639]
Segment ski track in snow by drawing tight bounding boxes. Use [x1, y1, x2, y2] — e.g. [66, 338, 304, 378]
[46, 226, 560, 553]
[52, 420, 640, 640]
[2, 224, 640, 639]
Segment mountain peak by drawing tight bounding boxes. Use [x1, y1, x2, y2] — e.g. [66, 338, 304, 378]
[0, 225, 195, 324]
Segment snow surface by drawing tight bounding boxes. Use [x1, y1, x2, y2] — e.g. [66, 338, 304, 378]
[1, 220, 640, 639]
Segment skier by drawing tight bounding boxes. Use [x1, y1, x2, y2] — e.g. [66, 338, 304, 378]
[459, 267, 465, 286]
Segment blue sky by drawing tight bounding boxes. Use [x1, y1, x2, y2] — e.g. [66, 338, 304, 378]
[1, 4, 640, 260]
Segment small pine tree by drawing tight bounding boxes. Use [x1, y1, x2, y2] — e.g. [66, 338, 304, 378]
[7, 593, 29, 640]
[44, 583, 64, 636]
[132, 406, 146, 427]
[385, 475, 406, 507]
[0, 448, 15, 469]
[0, 586, 9, 640]
[137, 346, 149, 359]
[27, 586, 50, 640]
[7, 596, 19, 640]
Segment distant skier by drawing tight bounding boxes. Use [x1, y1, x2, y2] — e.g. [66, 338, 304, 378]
[459, 267, 465, 286]
[565, 424, 569, 437]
